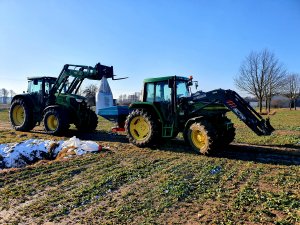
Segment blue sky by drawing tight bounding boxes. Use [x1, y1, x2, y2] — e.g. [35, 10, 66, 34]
[0, 0, 299, 98]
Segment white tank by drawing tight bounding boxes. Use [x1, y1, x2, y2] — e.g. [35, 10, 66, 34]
[96, 76, 113, 114]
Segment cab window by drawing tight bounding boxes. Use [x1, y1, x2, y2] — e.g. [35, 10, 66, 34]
[45, 81, 54, 94]
[145, 83, 155, 102]
[155, 82, 171, 102]
[28, 80, 43, 93]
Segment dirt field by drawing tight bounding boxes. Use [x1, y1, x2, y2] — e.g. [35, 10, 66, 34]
[0, 108, 299, 224]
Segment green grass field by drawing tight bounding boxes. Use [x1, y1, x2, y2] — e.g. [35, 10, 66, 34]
[228, 109, 300, 146]
[0, 108, 299, 224]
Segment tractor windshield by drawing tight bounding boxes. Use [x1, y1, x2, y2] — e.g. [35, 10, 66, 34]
[176, 81, 190, 99]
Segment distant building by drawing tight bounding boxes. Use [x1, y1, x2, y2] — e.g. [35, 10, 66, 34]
[117, 91, 142, 105]
[0, 97, 12, 104]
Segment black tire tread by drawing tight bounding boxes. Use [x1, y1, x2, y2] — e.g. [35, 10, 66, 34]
[186, 120, 217, 155]
[43, 108, 69, 135]
[125, 109, 160, 147]
[9, 98, 35, 131]
[75, 109, 98, 132]
[216, 117, 236, 147]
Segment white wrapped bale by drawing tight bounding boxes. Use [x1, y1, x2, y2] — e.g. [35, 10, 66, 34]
[96, 76, 113, 114]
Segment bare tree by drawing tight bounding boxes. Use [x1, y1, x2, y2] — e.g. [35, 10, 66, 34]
[9, 90, 16, 99]
[83, 84, 98, 106]
[235, 51, 266, 112]
[0, 88, 9, 104]
[7, 90, 16, 104]
[235, 49, 286, 113]
[262, 50, 287, 112]
[284, 74, 300, 110]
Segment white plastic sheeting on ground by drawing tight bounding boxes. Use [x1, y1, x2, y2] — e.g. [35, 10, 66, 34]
[62, 136, 100, 155]
[0, 136, 100, 169]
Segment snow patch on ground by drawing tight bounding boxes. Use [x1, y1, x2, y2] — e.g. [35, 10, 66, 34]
[0, 137, 99, 169]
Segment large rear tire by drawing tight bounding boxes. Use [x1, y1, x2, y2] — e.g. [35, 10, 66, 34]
[75, 109, 98, 132]
[9, 98, 35, 131]
[186, 120, 217, 155]
[125, 109, 160, 147]
[216, 117, 236, 147]
[43, 108, 69, 135]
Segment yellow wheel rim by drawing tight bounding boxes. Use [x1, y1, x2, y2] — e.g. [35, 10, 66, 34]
[129, 116, 150, 141]
[191, 129, 208, 150]
[12, 105, 25, 126]
[47, 115, 59, 131]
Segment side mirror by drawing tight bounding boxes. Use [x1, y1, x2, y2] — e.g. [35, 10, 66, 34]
[194, 81, 198, 90]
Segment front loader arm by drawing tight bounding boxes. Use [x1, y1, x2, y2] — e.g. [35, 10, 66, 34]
[49, 63, 127, 96]
[192, 89, 275, 136]
[49, 64, 98, 95]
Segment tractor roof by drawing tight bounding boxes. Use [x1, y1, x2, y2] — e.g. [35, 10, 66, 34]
[27, 76, 57, 81]
[143, 76, 189, 83]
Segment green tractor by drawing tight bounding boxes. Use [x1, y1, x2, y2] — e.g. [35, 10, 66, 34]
[125, 76, 274, 154]
[9, 63, 117, 135]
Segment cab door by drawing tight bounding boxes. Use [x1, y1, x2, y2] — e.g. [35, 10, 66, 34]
[28, 79, 44, 108]
[145, 81, 173, 123]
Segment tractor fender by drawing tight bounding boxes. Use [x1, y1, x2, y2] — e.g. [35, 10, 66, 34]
[129, 102, 163, 123]
[11, 94, 39, 120]
[183, 116, 204, 134]
[11, 94, 34, 109]
[43, 105, 68, 114]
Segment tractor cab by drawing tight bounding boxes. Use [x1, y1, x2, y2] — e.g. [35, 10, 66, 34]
[143, 76, 191, 103]
[142, 76, 191, 121]
[27, 77, 57, 94]
[27, 77, 57, 108]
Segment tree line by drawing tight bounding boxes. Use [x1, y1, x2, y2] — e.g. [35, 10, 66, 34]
[235, 49, 300, 112]
[0, 88, 16, 104]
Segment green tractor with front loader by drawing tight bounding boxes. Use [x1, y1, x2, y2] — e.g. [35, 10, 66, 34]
[124, 76, 274, 154]
[9, 63, 118, 135]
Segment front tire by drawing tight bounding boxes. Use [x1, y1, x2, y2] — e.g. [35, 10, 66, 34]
[186, 120, 217, 155]
[125, 109, 160, 147]
[9, 98, 35, 131]
[43, 108, 69, 135]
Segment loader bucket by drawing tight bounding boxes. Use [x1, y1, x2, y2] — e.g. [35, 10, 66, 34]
[264, 117, 275, 135]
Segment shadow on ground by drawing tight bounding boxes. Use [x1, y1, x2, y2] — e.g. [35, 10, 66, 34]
[8, 127, 300, 166]
[158, 139, 300, 166]
[64, 131, 300, 166]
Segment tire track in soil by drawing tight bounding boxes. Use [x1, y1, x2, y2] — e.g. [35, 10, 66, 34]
[167, 139, 300, 165]
[0, 121, 11, 130]
[218, 143, 300, 165]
